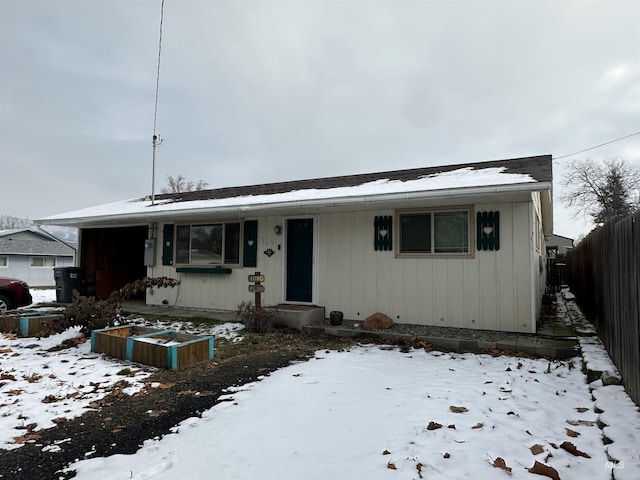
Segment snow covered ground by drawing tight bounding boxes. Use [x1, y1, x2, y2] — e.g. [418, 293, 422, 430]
[3, 289, 639, 479]
[0, 289, 244, 451]
[67, 347, 639, 480]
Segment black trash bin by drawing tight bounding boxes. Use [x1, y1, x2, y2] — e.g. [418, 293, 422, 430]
[54, 267, 85, 303]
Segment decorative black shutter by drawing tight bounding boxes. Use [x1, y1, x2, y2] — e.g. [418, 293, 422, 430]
[243, 220, 258, 267]
[374, 216, 393, 251]
[476, 211, 500, 251]
[162, 224, 174, 265]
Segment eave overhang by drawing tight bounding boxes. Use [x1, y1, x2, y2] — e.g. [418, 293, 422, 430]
[37, 181, 552, 229]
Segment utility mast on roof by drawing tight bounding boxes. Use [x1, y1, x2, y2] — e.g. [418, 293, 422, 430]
[151, 0, 166, 206]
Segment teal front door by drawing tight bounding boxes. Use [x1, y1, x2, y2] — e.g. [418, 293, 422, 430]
[286, 218, 314, 302]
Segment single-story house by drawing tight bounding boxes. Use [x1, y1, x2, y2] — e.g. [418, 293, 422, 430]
[37, 155, 553, 333]
[546, 233, 574, 257]
[0, 227, 76, 287]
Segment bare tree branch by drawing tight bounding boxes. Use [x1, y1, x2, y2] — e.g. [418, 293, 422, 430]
[560, 158, 640, 224]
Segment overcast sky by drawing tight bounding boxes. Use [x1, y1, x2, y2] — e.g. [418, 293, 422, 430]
[1, 0, 638, 239]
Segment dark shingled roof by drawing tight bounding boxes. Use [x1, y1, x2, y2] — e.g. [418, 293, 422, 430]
[0, 229, 75, 256]
[151, 155, 552, 204]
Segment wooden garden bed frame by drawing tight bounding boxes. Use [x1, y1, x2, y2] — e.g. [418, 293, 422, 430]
[91, 325, 214, 370]
[0, 312, 63, 336]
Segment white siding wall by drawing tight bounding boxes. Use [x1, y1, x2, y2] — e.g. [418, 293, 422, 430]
[317, 202, 534, 333]
[147, 201, 538, 333]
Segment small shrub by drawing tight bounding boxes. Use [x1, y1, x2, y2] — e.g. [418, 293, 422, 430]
[236, 301, 274, 334]
[64, 277, 180, 336]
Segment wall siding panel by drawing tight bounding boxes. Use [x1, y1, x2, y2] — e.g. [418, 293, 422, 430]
[147, 199, 538, 333]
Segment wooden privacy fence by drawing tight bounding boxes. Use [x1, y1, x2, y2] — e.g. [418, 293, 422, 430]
[566, 211, 640, 405]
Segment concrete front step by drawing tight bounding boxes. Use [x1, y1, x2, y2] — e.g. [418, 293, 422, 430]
[272, 305, 326, 330]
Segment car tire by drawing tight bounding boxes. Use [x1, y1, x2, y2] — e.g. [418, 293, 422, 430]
[0, 294, 13, 312]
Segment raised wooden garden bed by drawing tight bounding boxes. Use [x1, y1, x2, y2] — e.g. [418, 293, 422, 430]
[90, 325, 214, 370]
[0, 313, 63, 336]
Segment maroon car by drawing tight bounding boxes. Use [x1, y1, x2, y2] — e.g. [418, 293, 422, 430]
[0, 277, 33, 312]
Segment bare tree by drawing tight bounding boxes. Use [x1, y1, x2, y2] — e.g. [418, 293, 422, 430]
[561, 158, 640, 225]
[0, 215, 31, 229]
[161, 175, 210, 194]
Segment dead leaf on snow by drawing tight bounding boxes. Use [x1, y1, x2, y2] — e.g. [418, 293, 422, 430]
[528, 460, 560, 480]
[416, 462, 424, 478]
[560, 441, 590, 458]
[530, 444, 544, 455]
[575, 407, 589, 413]
[450, 405, 468, 413]
[492, 457, 512, 473]
[387, 461, 397, 470]
[382, 449, 391, 455]
[471, 422, 484, 429]
[447, 424, 456, 429]
[549, 442, 559, 449]
[427, 421, 443, 430]
[42, 395, 58, 403]
[565, 428, 580, 437]
[13, 433, 42, 444]
[443, 452, 450, 458]
[292, 373, 302, 377]
[1, 373, 16, 381]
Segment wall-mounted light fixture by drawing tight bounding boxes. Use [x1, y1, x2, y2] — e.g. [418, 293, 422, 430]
[274, 225, 282, 236]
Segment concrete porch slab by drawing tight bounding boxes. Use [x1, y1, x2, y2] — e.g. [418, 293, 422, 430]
[272, 305, 326, 331]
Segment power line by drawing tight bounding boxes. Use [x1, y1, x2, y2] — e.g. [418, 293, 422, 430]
[553, 131, 640, 161]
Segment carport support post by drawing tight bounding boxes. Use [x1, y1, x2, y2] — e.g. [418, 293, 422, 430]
[254, 271, 262, 309]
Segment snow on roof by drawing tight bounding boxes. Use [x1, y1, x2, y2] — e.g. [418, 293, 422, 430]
[41, 166, 541, 222]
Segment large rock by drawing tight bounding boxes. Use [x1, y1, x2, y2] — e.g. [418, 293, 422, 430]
[364, 312, 394, 330]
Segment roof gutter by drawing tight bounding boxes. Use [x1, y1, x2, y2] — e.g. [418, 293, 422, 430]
[37, 182, 552, 227]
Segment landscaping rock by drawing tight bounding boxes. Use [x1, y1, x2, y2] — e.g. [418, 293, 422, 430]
[364, 313, 393, 330]
[601, 370, 622, 386]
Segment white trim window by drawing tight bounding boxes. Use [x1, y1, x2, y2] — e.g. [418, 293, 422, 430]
[397, 208, 471, 256]
[0, 256, 7, 267]
[175, 222, 241, 266]
[30, 256, 56, 267]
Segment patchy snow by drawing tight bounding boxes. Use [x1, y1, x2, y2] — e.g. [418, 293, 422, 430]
[65, 346, 639, 480]
[42, 166, 537, 221]
[580, 336, 620, 376]
[125, 316, 244, 343]
[0, 328, 155, 450]
[27, 288, 57, 306]
[3, 289, 638, 478]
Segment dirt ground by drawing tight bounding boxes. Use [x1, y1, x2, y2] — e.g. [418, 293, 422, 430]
[0, 328, 356, 480]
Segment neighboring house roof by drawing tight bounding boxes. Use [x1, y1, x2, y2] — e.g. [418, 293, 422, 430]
[549, 234, 574, 244]
[0, 228, 75, 256]
[37, 155, 553, 232]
